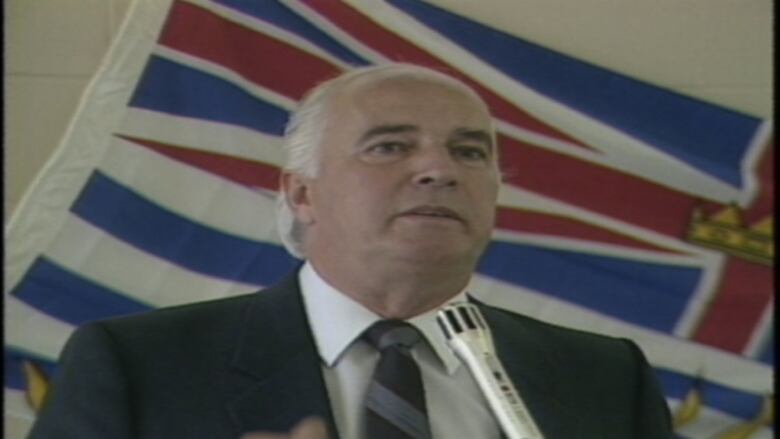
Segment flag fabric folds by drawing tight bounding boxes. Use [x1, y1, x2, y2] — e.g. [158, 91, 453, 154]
[5, 1, 773, 437]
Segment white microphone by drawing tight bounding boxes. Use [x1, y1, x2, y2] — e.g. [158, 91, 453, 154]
[436, 302, 544, 439]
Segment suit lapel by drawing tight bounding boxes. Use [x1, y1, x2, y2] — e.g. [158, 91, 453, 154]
[222, 275, 583, 438]
[225, 271, 340, 439]
[476, 301, 583, 439]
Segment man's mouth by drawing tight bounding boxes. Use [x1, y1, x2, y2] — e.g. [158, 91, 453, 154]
[399, 206, 464, 222]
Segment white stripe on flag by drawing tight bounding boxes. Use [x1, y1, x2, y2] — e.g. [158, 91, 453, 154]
[739, 120, 774, 207]
[6, 297, 75, 360]
[742, 297, 774, 359]
[46, 215, 261, 308]
[99, 136, 283, 245]
[5, 389, 35, 438]
[117, 108, 285, 167]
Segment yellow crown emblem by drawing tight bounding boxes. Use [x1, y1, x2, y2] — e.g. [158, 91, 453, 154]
[686, 204, 773, 265]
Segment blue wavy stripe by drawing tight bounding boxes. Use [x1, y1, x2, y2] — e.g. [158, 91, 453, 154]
[70, 171, 299, 286]
[69, 170, 696, 334]
[128, 56, 290, 136]
[212, 0, 369, 66]
[11, 257, 153, 326]
[4, 346, 58, 391]
[389, 0, 762, 189]
[477, 241, 700, 333]
[656, 368, 769, 422]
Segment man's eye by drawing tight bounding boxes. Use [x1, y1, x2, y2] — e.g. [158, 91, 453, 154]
[367, 142, 408, 155]
[453, 146, 489, 162]
[358, 141, 412, 164]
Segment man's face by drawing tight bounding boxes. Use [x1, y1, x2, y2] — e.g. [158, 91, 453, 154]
[288, 77, 500, 268]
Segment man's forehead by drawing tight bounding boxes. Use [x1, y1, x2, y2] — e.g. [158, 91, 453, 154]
[338, 74, 486, 108]
[332, 79, 491, 129]
[358, 124, 493, 143]
[318, 74, 496, 150]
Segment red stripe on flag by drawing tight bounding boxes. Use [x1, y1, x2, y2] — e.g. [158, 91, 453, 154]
[300, 0, 593, 152]
[122, 135, 670, 251]
[119, 135, 280, 190]
[499, 135, 700, 238]
[496, 208, 683, 254]
[159, 1, 343, 100]
[692, 259, 773, 353]
[691, 139, 773, 354]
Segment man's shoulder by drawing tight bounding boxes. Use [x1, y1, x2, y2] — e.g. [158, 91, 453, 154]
[475, 299, 632, 352]
[65, 292, 254, 359]
[476, 299, 649, 382]
[77, 270, 301, 347]
[102, 291, 258, 330]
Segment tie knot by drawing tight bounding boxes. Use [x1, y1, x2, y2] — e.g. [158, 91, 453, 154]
[363, 320, 422, 351]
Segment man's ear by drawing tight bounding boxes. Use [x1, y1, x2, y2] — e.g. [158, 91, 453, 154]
[280, 171, 315, 225]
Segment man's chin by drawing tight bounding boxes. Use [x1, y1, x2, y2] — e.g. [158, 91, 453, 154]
[387, 239, 482, 266]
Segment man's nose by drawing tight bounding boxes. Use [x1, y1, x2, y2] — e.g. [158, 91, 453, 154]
[412, 147, 458, 188]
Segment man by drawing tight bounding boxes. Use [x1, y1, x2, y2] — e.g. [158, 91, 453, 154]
[29, 64, 673, 438]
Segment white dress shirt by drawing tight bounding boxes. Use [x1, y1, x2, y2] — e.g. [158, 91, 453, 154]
[299, 262, 501, 439]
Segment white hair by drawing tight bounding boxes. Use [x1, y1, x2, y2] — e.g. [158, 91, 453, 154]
[275, 63, 494, 258]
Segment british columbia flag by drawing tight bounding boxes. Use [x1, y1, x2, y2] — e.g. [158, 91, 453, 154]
[5, 1, 773, 437]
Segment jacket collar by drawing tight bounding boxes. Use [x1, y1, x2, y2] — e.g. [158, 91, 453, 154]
[475, 300, 584, 438]
[225, 270, 340, 439]
[224, 271, 581, 439]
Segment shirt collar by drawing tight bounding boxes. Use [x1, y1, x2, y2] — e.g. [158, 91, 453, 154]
[299, 262, 464, 375]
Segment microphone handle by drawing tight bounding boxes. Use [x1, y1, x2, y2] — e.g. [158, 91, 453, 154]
[456, 346, 544, 439]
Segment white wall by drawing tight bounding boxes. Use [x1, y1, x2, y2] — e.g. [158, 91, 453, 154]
[4, 0, 773, 221]
[5, 0, 134, 220]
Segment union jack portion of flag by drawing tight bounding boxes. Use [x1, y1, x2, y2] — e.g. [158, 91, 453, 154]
[5, 1, 773, 437]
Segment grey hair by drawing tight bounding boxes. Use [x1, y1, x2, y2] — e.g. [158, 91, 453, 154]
[275, 63, 494, 258]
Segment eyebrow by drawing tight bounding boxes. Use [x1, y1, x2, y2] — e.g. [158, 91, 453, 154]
[358, 124, 418, 143]
[451, 128, 494, 151]
[357, 124, 494, 150]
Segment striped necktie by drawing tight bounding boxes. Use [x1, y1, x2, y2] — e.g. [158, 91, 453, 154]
[363, 320, 432, 439]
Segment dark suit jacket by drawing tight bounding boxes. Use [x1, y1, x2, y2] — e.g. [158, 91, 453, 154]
[29, 270, 672, 438]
